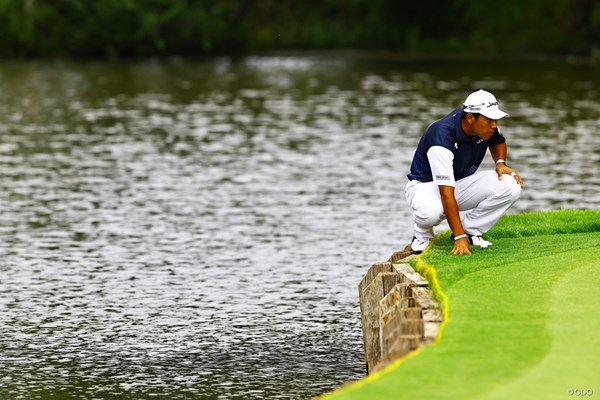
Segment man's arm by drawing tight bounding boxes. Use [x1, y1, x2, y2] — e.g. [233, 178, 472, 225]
[427, 145, 472, 255]
[439, 185, 471, 255]
[490, 142, 524, 187]
[490, 141, 507, 165]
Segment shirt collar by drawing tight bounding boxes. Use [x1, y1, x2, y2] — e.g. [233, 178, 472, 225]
[453, 110, 471, 142]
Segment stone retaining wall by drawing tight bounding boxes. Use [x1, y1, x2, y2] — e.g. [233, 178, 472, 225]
[358, 248, 442, 373]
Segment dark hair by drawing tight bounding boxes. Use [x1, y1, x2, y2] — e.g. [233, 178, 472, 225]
[461, 110, 481, 120]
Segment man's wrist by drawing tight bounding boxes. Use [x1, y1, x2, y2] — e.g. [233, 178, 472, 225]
[454, 233, 468, 241]
[495, 159, 507, 166]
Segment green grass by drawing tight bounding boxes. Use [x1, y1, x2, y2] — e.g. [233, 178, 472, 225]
[320, 209, 600, 400]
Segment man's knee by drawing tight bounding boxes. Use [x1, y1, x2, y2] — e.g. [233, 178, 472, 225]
[502, 176, 522, 203]
[414, 203, 444, 227]
[510, 182, 522, 202]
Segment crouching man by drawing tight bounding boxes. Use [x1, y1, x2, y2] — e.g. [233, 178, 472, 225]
[406, 89, 523, 255]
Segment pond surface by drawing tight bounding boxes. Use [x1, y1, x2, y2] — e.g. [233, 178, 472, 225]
[0, 53, 598, 399]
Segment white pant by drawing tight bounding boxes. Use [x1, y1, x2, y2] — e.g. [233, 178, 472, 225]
[405, 170, 521, 240]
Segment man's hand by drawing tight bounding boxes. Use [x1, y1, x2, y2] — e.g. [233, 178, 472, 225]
[496, 163, 524, 187]
[451, 237, 471, 255]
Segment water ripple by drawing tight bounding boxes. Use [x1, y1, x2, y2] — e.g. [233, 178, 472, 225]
[0, 56, 598, 399]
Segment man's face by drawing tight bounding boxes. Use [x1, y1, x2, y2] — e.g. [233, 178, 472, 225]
[471, 114, 497, 140]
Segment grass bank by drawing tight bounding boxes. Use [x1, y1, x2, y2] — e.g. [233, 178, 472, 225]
[321, 209, 600, 400]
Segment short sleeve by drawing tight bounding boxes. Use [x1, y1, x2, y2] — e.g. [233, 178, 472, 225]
[427, 146, 455, 187]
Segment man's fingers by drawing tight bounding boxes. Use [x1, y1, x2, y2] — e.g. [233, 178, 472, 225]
[452, 245, 471, 255]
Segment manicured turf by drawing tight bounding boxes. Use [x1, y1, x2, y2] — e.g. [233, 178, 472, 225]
[320, 210, 600, 400]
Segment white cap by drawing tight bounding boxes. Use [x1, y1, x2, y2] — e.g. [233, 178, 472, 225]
[463, 89, 509, 120]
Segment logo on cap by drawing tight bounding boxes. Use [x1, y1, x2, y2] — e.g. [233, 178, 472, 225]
[465, 104, 483, 112]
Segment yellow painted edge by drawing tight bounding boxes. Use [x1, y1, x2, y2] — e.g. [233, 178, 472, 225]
[315, 243, 449, 400]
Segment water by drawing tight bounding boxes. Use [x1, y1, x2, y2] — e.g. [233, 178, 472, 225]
[0, 54, 598, 399]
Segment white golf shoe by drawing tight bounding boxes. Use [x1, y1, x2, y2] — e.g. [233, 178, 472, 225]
[410, 236, 431, 254]
[469, 235, 493, 248]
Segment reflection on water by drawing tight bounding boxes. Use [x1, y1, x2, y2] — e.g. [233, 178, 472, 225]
[0, 54, 598, 399]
